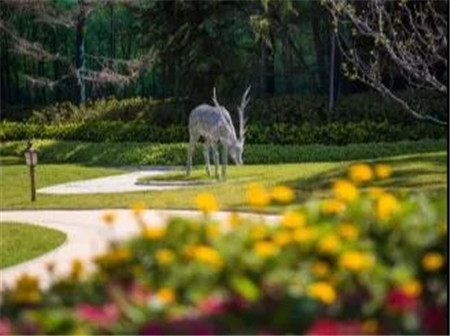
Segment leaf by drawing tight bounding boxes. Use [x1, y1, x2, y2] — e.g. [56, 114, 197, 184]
[230, 275, 260, 302]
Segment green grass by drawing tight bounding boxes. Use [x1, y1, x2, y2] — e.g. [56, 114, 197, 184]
[0, 139, 446, 165]
[0, 222, 66, 269]
[0, 148, 446, 211]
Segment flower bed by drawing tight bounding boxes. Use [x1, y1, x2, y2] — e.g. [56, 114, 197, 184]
[0, 164, 447, 335]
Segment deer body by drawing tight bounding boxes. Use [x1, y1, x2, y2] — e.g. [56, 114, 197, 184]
[186, 87, 250, 179]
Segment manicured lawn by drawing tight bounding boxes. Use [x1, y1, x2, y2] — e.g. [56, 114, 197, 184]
[0, 222, 66, 269]
[0, 150, 446, 211]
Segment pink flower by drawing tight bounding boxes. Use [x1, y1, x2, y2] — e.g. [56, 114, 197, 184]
[128, 282, 152, 306]
[307, 318, 362, 335]
[386, 288, 418, 312]
[76, 302, 120, 328]
[0, 319, 12, 336]
[197, 295, 227, 316]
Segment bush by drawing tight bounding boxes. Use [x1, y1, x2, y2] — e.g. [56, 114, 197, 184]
[11, 90, 446, 126]
[0, 121, 445, 145]
[1, 166, 447, 335]
[0, 139, 446, 166]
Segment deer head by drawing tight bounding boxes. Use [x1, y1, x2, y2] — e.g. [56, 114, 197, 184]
[211, 86, 251, 165]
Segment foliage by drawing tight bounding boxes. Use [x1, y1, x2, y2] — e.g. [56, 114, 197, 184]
[1, 166, 447, 334]
[0, 119, 444, 145]
[0, 222, 66, 269]
[0, 139, 445, 166]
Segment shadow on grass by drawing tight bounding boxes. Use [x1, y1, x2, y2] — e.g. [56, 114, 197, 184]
[283, 152, 447, 203]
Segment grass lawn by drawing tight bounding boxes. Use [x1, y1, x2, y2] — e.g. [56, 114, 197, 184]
[0, 222, 66, 269]
[0, 149, 446, 211]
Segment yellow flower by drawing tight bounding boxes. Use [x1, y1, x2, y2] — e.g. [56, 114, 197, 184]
[401, 279, 422, 297]
[228, 212, 241, 229]
[374, 164, 392, 179]
[318, 234, 341, 254]
[311, 261, 330, 277]
[320, 199, 346, 215]
[422, 252, 445, 271]
[102, 211, 116, 226]
[293, 227, 317, 243]
[274, 231, 292, 246]
[109, 247, 132, 263]
[246, 183, 270, 208]
[307, 281, 336, 305]
[367, 187, 385, 199]
[376, 193, 398, 220]
[339, 251, 373, 272]
[362, 319, 379, 335]
[131, 201, 146, 216]
[156, 288, 176, 304]
[155, 249, 175, 265]
[254, 241, 279, 258]
[349, 163, 373, 183]
[196, 192, 219, 214]
[143, 227, 166, 240]
[206, 223, 220, 239]
[271, 185, 295, 203]
[250, 224, 268, 240]
[337, 222, 359, 241]
[281, 211, 306, 228]
[193, 245, 223, 269]
[12, 273, 41, 304]
[333, 179, 359, 202]
[71, 259, 85, 279]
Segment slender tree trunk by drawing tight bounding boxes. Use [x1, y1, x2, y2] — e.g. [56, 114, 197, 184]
[75, 0, 87, 105]
[328, 29, 336, 119]
[311, 11, 328, 93]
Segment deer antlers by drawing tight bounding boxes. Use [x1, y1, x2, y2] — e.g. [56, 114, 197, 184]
[238, 85, 251, 142]
[212, 87, 220, 108]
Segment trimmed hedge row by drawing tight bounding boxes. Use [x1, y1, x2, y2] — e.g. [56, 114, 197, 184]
[1, 139, 446, 166]
[5, 90, 445, 126]
[0, 121, 444, 145]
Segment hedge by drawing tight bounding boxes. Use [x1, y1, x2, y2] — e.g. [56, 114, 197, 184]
[0, 121, 445, 145]
[3, 90, 446, 126]
[1, 139, 446, 166]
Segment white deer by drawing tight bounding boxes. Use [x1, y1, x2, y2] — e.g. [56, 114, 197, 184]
[186, 86, 251, 180]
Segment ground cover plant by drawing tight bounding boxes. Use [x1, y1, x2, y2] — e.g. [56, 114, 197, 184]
[0, 148, 446, 212]
[0, 164, 447, 335]
[0, 222, 66, 269]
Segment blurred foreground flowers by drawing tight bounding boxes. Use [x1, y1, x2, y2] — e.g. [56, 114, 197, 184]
[1, 164, 447, 335]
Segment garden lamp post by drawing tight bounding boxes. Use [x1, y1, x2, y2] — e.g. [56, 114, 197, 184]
[24, 142, 38, 202]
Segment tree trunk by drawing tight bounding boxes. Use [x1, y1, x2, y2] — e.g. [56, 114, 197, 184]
[75, 0, 87, 105]
[311, 10, 328, 93]
[328, 29, 336, 119]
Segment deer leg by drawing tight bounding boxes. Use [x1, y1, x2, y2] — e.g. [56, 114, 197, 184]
[186, 138, 196, 177]
[221, 145, 228, 180]
[203, 143, 211, 176]
[211, 143, 220, 180]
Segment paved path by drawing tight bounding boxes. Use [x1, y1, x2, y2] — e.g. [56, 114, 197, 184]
[0, 210, 277, 291]
[37, 168, 180, 194]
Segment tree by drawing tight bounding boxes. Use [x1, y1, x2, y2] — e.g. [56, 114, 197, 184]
[323, 0, 448, 125]
[0, 0, 153, 105]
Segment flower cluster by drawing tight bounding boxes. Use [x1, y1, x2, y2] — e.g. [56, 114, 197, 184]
[0, 164, 447, 335]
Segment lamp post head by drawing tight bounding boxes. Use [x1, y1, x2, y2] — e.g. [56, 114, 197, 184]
[24, 145, 38, 166]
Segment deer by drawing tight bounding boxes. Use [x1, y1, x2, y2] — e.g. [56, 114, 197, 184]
[186, 86, 251, 180]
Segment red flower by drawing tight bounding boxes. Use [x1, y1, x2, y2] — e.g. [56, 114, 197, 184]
[422, 305, 448, 335]
[0, 319, 11, 336]
[386, 288, 418, 312]
[76, 302, 120, 328]
[307, 318, 362, 335]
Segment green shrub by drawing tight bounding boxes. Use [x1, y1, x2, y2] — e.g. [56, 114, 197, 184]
[1, 139, 445, 166]
[0, 121, 444, 145]
[11, 90, 446, 126]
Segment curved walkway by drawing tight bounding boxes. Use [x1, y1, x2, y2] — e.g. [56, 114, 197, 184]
[37, 167, 185, 194]
[0, 210, 277, 291]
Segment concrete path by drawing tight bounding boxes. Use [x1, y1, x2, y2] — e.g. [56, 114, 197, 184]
[37, 168, 181, 194]
[0, 210, 277, 291]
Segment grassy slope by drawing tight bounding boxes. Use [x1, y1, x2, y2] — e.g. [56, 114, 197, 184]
[0, 149, 446, 210]
[0, 222, 66, 268]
